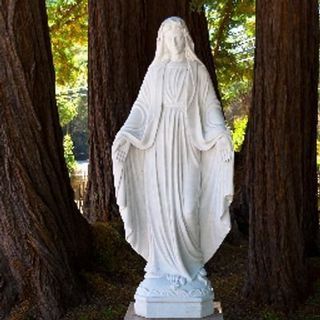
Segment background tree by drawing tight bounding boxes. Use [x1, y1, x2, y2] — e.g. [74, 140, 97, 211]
[244, 0, 319, 310]
[84, 0, 220, 222]
[0, 1, 92, 318]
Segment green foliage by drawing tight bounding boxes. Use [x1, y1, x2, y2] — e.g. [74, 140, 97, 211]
[56, 88, 79, 127]
[205, 0, 255, 107]
[63, 133, 77, 174]
[231, 116, 248, 152]
[68, 87, 89, 160]
[196, 0, 255, 151]
[192, 0, 255, 127]
[57, 85, 89, 161]
[46, 0, 88, 87]
[47, 0, 88, 167]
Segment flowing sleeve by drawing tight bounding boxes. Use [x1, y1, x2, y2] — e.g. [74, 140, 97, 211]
[199, 65, 228, 144]
[199, 145, 234, 263]
[114, 68, 152, 148]
[113, 146, 149, 260]
[111, 68, 154, 261]
[194, 64, 234, 264]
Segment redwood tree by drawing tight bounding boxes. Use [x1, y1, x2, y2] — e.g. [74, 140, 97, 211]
[245, 0, 319, 309]
[85, 0, 220, 222]
[0, 1, 92, 318]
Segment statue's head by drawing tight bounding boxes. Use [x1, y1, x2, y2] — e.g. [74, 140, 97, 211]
[151, 16, 201, 65]
[162, 17, 186, 58]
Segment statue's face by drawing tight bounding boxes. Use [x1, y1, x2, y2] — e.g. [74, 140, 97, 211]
[163, 23, 186, 56]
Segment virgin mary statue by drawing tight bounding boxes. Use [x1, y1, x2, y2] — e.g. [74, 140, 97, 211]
[112, 16, 234, 318]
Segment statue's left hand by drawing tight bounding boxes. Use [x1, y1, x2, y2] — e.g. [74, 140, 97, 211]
[217, 135, 233, 162]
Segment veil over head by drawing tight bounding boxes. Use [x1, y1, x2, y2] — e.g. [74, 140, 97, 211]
[150, 16, 203, 66]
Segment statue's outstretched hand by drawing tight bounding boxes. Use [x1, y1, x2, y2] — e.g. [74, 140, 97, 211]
[217, 135, 233, 162]
[113, 136, 130, 163]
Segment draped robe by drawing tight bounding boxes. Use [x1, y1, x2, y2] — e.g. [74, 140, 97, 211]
[112, 60, 234, 281]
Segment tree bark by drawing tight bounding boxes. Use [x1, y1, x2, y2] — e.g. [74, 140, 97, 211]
[0, 1, 92, 318]
[244, 0, 319, 310]
[85, 0, 220, 222]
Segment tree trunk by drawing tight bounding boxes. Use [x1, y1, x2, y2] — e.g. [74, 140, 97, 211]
[230, 139, 250, 237]
[0, 1, 92, 319]
[244, 0, 319, 310]
[85, 0, 220, 222]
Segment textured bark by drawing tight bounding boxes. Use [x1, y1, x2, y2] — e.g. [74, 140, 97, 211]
[244, 0, 319, 310]
[230, 140, 250, 237]
[85, 0, 219, 222]
[0, 1, 92, 319]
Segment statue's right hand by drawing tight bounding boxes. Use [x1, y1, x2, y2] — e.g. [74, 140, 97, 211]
[113, 136, 130, 163]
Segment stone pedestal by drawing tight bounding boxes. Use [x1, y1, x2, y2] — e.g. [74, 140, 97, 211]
[124, 302, 224, 319]
[135, 296, 213, 318]
[133, 272, 216, 318]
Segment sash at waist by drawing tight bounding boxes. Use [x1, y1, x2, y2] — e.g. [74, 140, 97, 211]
[162, 103, 186, 110]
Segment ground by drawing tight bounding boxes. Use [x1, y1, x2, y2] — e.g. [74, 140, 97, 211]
[8, 223, 320, 320]
[60, 222, 320, 320]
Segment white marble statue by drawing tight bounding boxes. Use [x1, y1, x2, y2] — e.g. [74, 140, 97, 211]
[112, 16, 234, 318]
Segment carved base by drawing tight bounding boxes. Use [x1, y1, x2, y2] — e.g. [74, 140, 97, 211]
[133, 271, 215, 318]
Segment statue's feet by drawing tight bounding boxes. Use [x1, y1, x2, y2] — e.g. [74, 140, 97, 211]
[197, 267, 210, 286]
[135, 267, 213, 299]
[198, 267, 207, 277]
[166, 274, 187, 289]
[135, 269, 214, 318]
